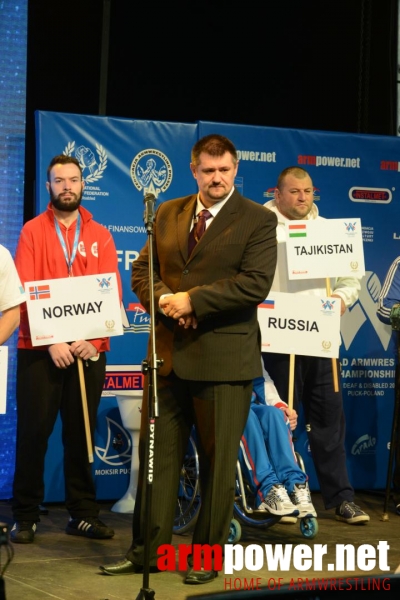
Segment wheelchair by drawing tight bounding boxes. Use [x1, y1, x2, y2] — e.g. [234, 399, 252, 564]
[173, 434, 318, 541]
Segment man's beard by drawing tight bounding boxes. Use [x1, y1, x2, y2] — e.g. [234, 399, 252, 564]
[50, 190, 82, 212]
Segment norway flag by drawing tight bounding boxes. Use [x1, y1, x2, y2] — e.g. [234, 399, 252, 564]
[29, 285, 51, 300]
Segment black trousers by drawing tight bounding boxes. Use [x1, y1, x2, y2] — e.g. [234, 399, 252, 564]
[126, 374, 252, 567]
[12, 349, 106, 522]
[262, 352, 354, 509]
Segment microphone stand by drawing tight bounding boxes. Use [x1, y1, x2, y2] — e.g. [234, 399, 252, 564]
[136, 194, 163, 600]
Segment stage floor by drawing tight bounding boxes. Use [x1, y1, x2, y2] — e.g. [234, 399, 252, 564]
[1, 491, 400, 600]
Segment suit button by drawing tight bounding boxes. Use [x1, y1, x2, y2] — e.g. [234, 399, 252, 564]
[183, 269, 189, 275]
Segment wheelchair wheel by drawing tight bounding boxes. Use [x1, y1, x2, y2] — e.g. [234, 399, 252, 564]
[228, 518, 242, 543]
[300, 516, 318, 539]
[173, 434, 201, 535]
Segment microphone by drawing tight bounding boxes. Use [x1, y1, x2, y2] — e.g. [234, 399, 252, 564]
[143, 193, 156, 229]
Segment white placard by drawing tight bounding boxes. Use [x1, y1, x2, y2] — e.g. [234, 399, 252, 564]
[258, 291, 341, 358]
[25, 273, 123, 346]
[286, 218, 365, 279]
[0, 346, 8, 414]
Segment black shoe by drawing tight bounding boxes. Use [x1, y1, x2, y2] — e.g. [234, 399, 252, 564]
[335, 501, 370, 524]
[184, 567, 218, 585]
[66, 517, 114, 539]
[10, 521, 37, 544]
[100, 559, 143, 576]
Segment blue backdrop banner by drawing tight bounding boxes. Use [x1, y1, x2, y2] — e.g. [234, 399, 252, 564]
[32, 112, 399, 501]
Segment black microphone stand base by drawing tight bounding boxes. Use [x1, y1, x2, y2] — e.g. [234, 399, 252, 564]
[136, 588, 155, 600]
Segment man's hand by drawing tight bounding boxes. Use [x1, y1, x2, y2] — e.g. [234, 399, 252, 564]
[331, 294, 346, 316]
[282, 406, 298, 430]
[70, 340, 98, 360]
[160, 292, 193, 320]
[48, 343, 75, 368]
[178, 315, 198, 329]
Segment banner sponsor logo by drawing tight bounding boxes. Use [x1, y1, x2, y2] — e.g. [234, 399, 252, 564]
[63, 141, 108, 183]
[298, 154, 361, 168]
[130, 148, 173, 197]
[380, 160, 400, 171]
[349, 186, 391, 203]
[351, 434, 377, 456]
[263, 186, 320, 201]
[236, 149, 277, 163]
[122, 303, 151, 334]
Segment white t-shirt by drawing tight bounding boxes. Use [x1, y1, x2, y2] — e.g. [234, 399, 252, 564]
[0, 244, 25, 312]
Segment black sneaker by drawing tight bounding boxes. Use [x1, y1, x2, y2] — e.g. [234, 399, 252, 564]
[335, 501, 370, 524]
[10, 521, 37, 544]
[66, 517, 114, 539]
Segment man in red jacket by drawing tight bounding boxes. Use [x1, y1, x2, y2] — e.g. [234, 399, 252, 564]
[11, 154, 122, 544]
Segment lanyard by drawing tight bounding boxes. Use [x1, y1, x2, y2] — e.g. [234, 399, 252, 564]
[54, 213, 81, 275]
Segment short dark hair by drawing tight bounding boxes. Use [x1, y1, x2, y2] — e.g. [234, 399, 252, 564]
[191, 134, 238, 166]
[276, 166, 311, 190]
[47, 155, 82, 182]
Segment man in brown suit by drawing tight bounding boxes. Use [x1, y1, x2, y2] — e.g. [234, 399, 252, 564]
[100, 134, 277, 584]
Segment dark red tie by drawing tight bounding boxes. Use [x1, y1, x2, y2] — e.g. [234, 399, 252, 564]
[188, 209, 212, 255]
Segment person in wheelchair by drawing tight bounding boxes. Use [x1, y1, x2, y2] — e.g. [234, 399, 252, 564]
[239, 362, 317, 520]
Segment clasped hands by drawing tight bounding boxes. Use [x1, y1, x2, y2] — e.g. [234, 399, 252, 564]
[48, 340, 98, 368]
[159, 292, 198, 329]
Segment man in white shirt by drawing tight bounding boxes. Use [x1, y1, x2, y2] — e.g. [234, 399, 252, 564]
[262, 166, 369, 525]
[0, 244, 25, 345]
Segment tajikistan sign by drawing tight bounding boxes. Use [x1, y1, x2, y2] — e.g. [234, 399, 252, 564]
[285, 218, 365, 280]
[25, 273, 123, 346]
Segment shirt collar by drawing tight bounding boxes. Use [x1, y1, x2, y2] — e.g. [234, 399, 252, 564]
[195, 186, 235, 217]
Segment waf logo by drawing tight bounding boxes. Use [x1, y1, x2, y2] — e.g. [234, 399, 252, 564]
[29, 285, 51, 300]
[97, 277, 112, 289]
[345, 222, 357, 232]
[321, 299, 335, 311]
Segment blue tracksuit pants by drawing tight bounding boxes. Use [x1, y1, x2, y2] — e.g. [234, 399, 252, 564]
[239, 403, 307, 508]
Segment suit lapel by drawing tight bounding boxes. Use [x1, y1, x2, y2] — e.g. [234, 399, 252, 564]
[177, 196, 197, 260]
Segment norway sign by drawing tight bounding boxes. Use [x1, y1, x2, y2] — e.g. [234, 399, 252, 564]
[25, 273, 123, 346]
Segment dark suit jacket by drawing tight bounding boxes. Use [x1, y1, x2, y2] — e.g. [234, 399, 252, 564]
[131, 188, 277, 380]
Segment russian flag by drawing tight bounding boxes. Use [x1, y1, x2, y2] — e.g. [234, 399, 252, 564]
[259, 299, 275, 309]
[29, 285, 51, 300]
[288, 223, 307, 237]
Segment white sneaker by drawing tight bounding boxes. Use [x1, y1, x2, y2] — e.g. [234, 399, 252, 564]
[259, 484, 299, 516]
[289, 483, 317, 518]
